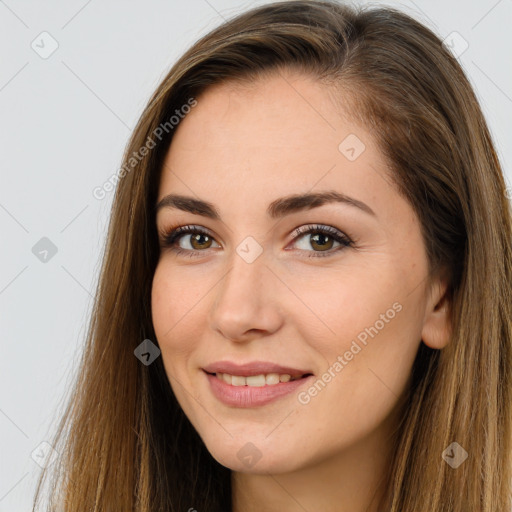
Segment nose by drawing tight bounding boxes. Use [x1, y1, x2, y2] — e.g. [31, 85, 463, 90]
[208, 247, 284, 342]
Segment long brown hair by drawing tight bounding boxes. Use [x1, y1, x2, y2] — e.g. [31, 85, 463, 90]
[32, 1, 512, 510]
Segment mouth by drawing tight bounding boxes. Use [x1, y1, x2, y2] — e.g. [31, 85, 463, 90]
[203, 368, 316, 407]
[203, 370, 314, 387]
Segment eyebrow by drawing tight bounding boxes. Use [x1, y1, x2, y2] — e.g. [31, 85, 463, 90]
[154, 190, 376, 219]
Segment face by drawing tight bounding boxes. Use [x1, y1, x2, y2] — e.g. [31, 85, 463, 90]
[151, 70, 446, 474]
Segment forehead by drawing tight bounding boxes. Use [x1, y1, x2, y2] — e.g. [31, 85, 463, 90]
[174, 73, 349, 144]
[157, 76, 393, 225]
[158, 72, 386, 197]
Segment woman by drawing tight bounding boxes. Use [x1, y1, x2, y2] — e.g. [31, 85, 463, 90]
[32, 1, 512, 511]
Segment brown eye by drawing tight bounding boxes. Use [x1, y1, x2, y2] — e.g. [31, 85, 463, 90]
[290, 224, 353, 258]
[189, 232, 214, 250]
[159, 223, 353, 259]
[159, 225, 220, 257]
[309, 232, 335, 252]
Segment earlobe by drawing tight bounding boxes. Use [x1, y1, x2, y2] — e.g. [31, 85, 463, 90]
[421, 279, 452, 350]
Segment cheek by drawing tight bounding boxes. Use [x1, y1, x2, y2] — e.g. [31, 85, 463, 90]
[151, 263, 209, 419]
[297, 258, 414, 354]
[150, 262, 205, 370]
[294, 307, 421, 456]
[297, 262, 424, 422]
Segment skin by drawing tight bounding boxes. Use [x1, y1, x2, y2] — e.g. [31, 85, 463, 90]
[151, 69, 451, 512]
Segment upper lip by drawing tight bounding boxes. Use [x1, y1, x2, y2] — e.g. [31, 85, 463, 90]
[202, 360, 313, 378]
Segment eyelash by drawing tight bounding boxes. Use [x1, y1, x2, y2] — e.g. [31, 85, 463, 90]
[158, 223, 354, 259]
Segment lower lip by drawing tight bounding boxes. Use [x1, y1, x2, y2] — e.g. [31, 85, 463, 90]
[204, 371, 314, 407]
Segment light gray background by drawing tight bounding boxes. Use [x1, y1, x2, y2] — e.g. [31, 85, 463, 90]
[1, 1, 510, 510]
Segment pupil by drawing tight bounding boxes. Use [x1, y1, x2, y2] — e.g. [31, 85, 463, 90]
[312, 233, 332, 250]
[193, 233, 210, 248]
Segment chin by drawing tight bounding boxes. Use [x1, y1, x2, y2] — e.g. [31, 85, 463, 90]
[202, 434, 304, 474]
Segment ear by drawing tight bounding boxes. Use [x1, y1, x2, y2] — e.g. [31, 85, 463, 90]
[421, 274, 452, 350]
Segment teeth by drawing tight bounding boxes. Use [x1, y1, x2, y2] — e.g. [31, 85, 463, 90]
[215, 372, 301, 386]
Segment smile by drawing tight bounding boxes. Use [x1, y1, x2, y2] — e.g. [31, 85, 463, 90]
[203, 370, 314, 407]
[211, 371, 308, 386]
